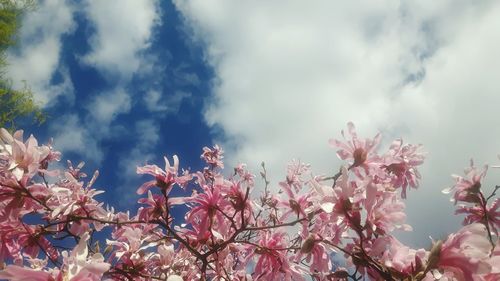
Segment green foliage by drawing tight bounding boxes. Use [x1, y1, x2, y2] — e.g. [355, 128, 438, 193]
[0, 80, 45, 128]
[0, 0, 43, 129]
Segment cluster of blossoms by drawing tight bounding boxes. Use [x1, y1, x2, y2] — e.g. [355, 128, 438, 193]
[0, 123, 498, 280]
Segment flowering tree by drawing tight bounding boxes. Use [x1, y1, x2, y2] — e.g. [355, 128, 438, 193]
[0, 123, 498, 281]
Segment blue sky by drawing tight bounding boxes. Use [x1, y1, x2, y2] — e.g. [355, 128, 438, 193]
[7, 0, 500, 247]
[9, 0, 216, 207]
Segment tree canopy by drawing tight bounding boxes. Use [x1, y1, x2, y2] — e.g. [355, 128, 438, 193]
[0, 0, 44, 129]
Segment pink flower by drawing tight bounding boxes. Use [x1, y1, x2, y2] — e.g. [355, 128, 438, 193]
[66, 160, 87, 179]
[432, 223, 492, 280]
[137, 190, 167, 221]
[329, 122, 381, 177]
[136, 155, 192, 195]
[282, 159, 310, 193]
[0, 128, 50, 180]
[0, 265, 55, 281]
[295, 233, 331, 273]
[311, 167, 364, 217]
[443, 161, 487, 204]
[483, 239, 500, 280]
[364, 183, 412, 235]
[186, 184, 229, 243]
[455, 198, 500, 235]
[225, 181, 252, 218]
[0, 232, 109, 281]
[369, 236, 428, 278]
[382, 139, 425, 198]
[0, 176, 44, 219]
[278, 179, 310, 221]
[233, 163, 255, 187]
[17, 224, 58, 261]
[246, 231, 305, 281]
[62, 232, 110, 280]
[201, 144, 224, 169]
[47, 172, 106, 223]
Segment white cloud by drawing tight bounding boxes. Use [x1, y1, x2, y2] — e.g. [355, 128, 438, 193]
[175, 0, 500, 246]
[78, 0, 162, 154]
[144, 90, 191, 115]
[82, 0, 161, 80]
[122, 119, 160, 176]
[117, 119, 160, 204]
[50, 114, 103, 163]
[86, 88, 131, 125]
[6, 0, 75, 106]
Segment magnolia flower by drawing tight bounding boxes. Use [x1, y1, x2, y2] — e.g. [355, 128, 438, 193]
[369, 236, 428, 278]
[278, 179, 310, 221]
[443, 161, 487, 204]
[364, 183, 412, 235]
[1, 125, 498, 280]
[0, 128, 50, 180]
[186, 183, 229, 242]
[201, 144, 224, 169]
[0, 265, 55, 281]
[63, 232, 110, 280]
[310, 167, 364, 217]
[329, 122, 382, 178]
[432, 223, 492, 280]
[455, 198, 500, 235]
[136, 155, 186, 195]
[382, 139, 425, 198]
[0, 232, 110, 281]
[295, 233, 331, 274]
[245, 231, 305, 281]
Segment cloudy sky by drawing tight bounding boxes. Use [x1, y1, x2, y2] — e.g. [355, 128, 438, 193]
[8, 0, 500, 247]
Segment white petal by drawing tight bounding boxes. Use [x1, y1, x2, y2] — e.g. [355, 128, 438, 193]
[167, 275, 183, 281]
[320, 202, 335, 213]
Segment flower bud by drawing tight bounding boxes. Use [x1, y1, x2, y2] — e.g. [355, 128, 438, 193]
[427, 240, 442, 270]
[0, 128, 13, 144]
[353, 148, 367, 167]
[300, 235, 316, 254]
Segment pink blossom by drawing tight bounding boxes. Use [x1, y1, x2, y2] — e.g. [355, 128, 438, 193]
[137, 190, 167, 221]
[369, 236, 428, 278]
[0, 128, 49, 180]
[364, 182, 412, 235]
[282, 159, 310, 193]
[310, 167, 363, 216]
[278, 179, 310, 222]
[246, 231, 305, 281]
[443, 161, 487, 204]
[17, 224, 58, 261]
[1, 125, 498, 280]
[201, 144, 224, 169]
[433, 223, 492, 280]
[62, 232, 111, 280]
[329, 122, 382, 177]
[66, 160, 87, 179]
[0, 265, 56, 281]
[233, 163, 255, 187]
[186, 184, 229, 243]
[0, 176, 44, 219]
[46, 172, 106, 226]
[225, 180, 252, 220]
[455, 198, 500, 235]
[295, 233, 331, 273]
[382, 139, 425, 198]
[0, 232, 110, 281]
[136, 155, 190, 195]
